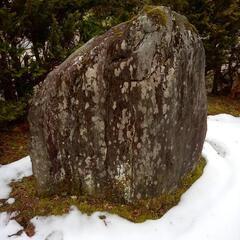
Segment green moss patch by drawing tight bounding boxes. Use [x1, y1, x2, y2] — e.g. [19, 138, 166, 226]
[137, 157, 206, 214]
[143, 5, 167, 26]
[0, 157, 206, 230]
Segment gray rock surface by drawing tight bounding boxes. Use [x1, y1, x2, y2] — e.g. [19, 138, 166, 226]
[29, 6, 207, 202]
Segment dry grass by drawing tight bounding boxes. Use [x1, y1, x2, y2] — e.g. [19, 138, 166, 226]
[208, 95, 240, 116]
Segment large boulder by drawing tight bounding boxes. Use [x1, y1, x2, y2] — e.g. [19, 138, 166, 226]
[29, 6, 207, 202]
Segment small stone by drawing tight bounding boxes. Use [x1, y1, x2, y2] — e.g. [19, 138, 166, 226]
[98, 215, 106, 220]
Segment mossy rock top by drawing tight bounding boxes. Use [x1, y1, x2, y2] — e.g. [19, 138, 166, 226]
[141, 5, 197, 33]
[142, 5, 168, 26]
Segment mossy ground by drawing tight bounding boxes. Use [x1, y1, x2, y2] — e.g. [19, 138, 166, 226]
[0, 158, 206, 229]
[0, 96, 239, 234]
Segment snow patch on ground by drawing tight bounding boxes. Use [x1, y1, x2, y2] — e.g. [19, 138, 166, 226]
[1, 114, 240, 240]
[5, 198, 15, 205]
[0, 212, 24, 239]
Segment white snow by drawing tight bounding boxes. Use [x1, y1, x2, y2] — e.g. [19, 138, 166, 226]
[0, 212, 24, 239]
[5, 198, 15, 205]
[0, 114, 240, 240]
